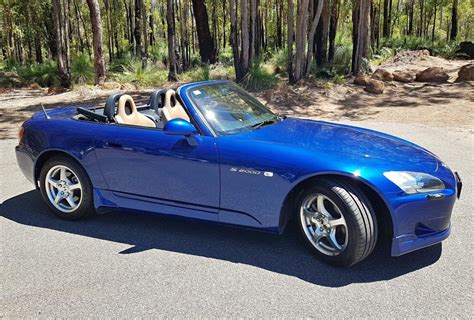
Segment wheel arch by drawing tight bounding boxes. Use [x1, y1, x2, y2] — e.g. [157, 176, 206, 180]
[279, 173, 394, 241]
[34, 149, 87, 189]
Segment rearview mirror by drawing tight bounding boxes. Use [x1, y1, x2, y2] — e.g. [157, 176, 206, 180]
[164, 118, 200, 146]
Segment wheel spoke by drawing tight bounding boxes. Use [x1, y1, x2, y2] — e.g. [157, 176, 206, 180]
[66, 195, 76, 208]
[48, 178, 59, 188]
[69, 183, 81, 191]
[302, 207, 316, 220]
[328, 217, 345, 228]
[60, 167, 67, 181]
[312, 232, 324, 244]
[316, 195, 330, 216]
[326, 230, 343, 252]
[54, 192, 63, 204]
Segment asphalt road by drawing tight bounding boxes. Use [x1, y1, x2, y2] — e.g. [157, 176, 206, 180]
[1, 121, 473, 318]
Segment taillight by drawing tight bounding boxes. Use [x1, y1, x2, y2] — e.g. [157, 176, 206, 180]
[18, 126, 25, 143]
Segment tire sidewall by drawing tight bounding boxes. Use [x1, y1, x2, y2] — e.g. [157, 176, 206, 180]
[296, 182, 370, 266]
[39, 156, 94, 220]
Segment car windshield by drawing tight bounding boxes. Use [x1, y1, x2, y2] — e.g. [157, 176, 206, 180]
[186, 82, 278, 135]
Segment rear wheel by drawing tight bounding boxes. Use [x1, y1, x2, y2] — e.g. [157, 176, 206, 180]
[296, 179, 377, 267]
[39, 156, 95, 220]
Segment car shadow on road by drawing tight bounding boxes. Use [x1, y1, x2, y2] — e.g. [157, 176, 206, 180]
[1, 190, 442, 287]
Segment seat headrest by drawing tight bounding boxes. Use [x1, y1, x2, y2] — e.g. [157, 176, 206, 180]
[104, 93, 124, 121]
[148, 89, 167, 113]
[115, 95, 156, 128]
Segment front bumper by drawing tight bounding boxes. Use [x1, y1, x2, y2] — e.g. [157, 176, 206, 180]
[390, 171, 461, 256]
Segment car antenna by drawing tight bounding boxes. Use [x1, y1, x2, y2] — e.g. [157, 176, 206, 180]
[40, 103, 50, 120]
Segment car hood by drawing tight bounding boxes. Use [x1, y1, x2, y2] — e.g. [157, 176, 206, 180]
[232, 118, 439, 172]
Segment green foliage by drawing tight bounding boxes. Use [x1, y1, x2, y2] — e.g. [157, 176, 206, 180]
[181, 64, 210, 82]
[11, 60, 60, 87]
[371, 47, 396, 65]
[332, 44, 353, 74]
[218, 47, 234, 65]
[241, 59, 277, 91]
[270, 48, 288, 74]
[433, 43, 460, 59]
[333, 74, 346, 84]
[110, 60, 168, 87]
[71, 53, 93, 84]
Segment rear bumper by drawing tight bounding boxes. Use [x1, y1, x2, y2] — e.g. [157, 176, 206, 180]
[15, 144, 35, 185]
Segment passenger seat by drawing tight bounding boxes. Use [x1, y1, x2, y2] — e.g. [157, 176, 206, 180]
[115, 95, 156, 128]
[162, 90, 190, 124]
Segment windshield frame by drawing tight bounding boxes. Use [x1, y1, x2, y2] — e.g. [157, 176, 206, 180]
[183, 81, 278, 136]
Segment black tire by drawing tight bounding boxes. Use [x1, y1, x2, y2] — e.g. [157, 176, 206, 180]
[39, 155, 95, 220]
[296, 178, 378, 267]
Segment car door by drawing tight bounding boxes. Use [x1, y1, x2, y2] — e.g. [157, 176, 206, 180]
[93, 124, 220, 213]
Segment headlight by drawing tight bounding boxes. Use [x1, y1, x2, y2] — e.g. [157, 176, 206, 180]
[384, 171, 445, 194]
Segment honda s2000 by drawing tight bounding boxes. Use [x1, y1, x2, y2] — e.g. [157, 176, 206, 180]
[16, 80, 462, 266]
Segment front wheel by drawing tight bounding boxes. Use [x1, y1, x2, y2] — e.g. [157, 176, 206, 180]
[296, 179, 378, 267]
[39, 156, 95, 220]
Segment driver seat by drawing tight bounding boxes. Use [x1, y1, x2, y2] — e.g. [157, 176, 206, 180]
[115, 95, 156, 128]
[162, 89, 190, 124]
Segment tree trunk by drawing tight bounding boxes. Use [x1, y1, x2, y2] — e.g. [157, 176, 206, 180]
[166, 0, 178, 81]
[382, 0, 390, 37]
[287, 0, 295, 83]
[276, 0, 283, 49]
[328, 0, 339, 64]
[315, 0, 329, 66]
[240, 0, 250, 79]
[149, 0, 156, 46]
[450, 0, 458, 41]
[352, 0, 370, 74]
[135, 0, 146, 65]
[294, 0, 309, 81]
[407, 0, 414, 35]
[229, 0, 242, 79]
[305, 0, 324, 76]
[431, 0, 437, 42]
[86, 0, 107, 85]
[52, 0, 71, 88]
[191, 0, 217, 63]
[250, 0, 257, 60]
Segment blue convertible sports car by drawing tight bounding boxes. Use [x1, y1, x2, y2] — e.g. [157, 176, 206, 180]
[15, 80, 462, 266]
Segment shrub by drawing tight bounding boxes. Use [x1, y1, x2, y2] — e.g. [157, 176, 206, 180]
[110, 60, 168, 87]
[20, 60, 60, 87]
[72, 53, 94, 84]
[332, 44, 353, 74]
[270, 48, 288, 74]
[241, 58, 277, 91]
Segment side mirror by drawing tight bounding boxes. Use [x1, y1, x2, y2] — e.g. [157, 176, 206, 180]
[164, 118, 200, 146]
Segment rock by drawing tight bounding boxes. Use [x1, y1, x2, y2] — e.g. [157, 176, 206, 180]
[415, 67, 449, 83]
[420, 49, 431, 56]
[0, 71, 24, 87]
[100, 81, 122, 90]
[456, 41, 474, 59]
[365, 79, 385, 94]
[372, 68, 394, 82]
[120, 83, 137, 91]
[456, 64, 474, 82]
[393, 70, 415, 83]
[47, 86, 67, 95]
[29, 83, 42, 90]
[354, 73, 369, 86]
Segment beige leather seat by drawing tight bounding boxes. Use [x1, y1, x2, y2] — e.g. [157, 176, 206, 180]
[115, 95, 156, 128]
[162, 89, 190, 124]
